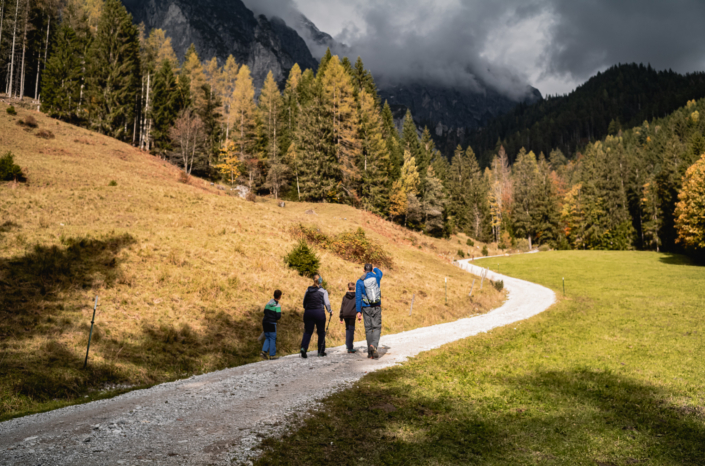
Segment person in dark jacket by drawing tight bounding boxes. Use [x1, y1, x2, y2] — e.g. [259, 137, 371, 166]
[339, 282, 361, 353]
[356, 263, 383, 359]
[300, 273, 332, 358]
[260, 290, 282, 360]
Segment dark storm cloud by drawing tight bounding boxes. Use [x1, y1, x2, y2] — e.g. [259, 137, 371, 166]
[244, 0, 705, 96]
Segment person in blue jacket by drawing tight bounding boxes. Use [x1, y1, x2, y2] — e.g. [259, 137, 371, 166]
[356, 263, 383, 359]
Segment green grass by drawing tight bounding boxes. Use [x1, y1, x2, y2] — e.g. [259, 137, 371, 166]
[252, 251, 705, 465]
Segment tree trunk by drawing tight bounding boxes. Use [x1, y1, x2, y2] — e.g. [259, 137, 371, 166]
[35, 16, 49, 101]
[19, 0, 29, 99]
[8, 0, 20, 97]
[0, 0, 6, 82]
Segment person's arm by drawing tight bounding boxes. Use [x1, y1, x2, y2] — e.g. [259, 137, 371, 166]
[374, 267, 383, 286]
[322, 289, 332, 313]
[275, 303, 282, 321]
[355, 280, 363, 314]
[339, 297, 345, 321]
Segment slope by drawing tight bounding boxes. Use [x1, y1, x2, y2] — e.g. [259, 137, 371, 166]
[468, 63, 705, 165]
[0, 103, 503, 420]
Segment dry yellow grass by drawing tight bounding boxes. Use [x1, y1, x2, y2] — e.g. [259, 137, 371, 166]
[0, 102, 503, 420]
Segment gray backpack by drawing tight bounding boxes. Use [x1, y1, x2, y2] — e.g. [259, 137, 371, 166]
[362, 275, 381, 305]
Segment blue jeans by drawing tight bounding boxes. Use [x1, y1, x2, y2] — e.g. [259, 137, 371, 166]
[262, 324, 277, 356]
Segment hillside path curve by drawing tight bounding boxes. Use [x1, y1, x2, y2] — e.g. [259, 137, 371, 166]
[0, 261, 555, 465]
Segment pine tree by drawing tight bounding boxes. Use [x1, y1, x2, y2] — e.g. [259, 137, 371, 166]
[358, 89, 389, 214]
[532, 154, 562, 246]
[40, 24, 86, 120]
[279, 63, 302, 166]
[511, 148, 539, 245]
[258, 71, 282, 167]
[317, 48, 333, 79]
[218, 55, 239, 141]
[421, 166, 446, 236]
[150, 59, 185, 156]
[401, 109, 421, 164]
[321, 55, 361, 203]
[381, 101, 403, 181]
[85, 0, 141, 140]
[352, 56, 379, 105]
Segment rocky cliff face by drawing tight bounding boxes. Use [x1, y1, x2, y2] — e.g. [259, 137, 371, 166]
[122, 0, 318, 87]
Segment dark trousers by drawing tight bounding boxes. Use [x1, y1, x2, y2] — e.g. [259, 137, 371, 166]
[344, 317, 356, 350]
[301, 309, 327, 353]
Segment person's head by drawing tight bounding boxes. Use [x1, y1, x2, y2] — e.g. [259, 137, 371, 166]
[364, 263, 373, 273]
[273, 289, 282, 302]
[347, 282, 355, 291]
[312, 273, 322, 287]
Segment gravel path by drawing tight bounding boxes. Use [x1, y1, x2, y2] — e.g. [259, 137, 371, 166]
[0, 261, 555, 465]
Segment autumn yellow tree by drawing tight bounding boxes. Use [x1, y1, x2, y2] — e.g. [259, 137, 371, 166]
[181, 44, 207, 112]
[321, 55, 361, 201]
[144, 29, 178, 71]
[675, 154, 705, 250]
[231, 65, 258, 188]
[258, 71, 282, 164]
[216, 140, 241, 186]
[220, 55, 239, 141]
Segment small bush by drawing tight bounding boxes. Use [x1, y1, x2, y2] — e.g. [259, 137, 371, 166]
[0, 151, 24, 182]
[457, 249, 465, 258]
[108, 180, 117, 187]
[515, 238, 530, 252]
[35, 129, 55, 139]
[285, 240, 320, 277]
[466, 238, 475, 247]
[482, 245, 489, 257]
[246, 191, 256, 202]
[178, 171, 189, 183]
[539, 244, 550, 252]
[6, 105, 17, 116]
[492, 280, 504, 291]
[19, 115, 38, 128]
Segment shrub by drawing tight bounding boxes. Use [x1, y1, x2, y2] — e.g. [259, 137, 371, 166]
[539, 244, 550, 252]
[35, 129, 55, 139]
[178, 171, 189, 183]
[466, 238, 475, 247]
[515, 238, 530, 252]
[292, 224, 393, 269]
[18, 115, 38, 128]
[6, 105, 17, 116]
[246, 191, 256, 202]
[457, 249, 465, 258]
[285, 240, 320, 277]
[492, 280, 504, 291]
[0, 152, 24, 182]
[482, 245, 489, 257]
[109, 180, 117, 187]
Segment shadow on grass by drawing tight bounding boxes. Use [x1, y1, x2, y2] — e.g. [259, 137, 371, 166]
[254, 367, 705, 465]
[658, 252, 704, 267]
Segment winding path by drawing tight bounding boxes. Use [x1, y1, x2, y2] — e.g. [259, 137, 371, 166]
[0, 261, 555, 465]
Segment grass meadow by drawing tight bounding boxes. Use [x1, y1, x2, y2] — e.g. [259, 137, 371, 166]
[0, 103, 503, 421]
[253, 251, 705, 465]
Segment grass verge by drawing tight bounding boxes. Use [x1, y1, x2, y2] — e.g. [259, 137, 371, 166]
[253, 251, 705, 465]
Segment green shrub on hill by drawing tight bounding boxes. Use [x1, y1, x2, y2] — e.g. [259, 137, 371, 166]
[0, 152, 24, 182]
[284, 240, 320, 278]
[6, 106, 16, 116]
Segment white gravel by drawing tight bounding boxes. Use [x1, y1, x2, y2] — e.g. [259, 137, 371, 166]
[0, 261, 555, 465]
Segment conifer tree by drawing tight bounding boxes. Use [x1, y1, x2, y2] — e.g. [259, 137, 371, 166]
[230, 64, 257, 188]
[258, 71, 282, 166]
[150, 59, 185, 156]
[321, 55, 361, 202]
[219, 55, 239, 141]
[216, 139, 240, 186]
[40, 24, 86, 120]
[421, 166, 446, 236]
[401, 109, 421, 164]
[511, 148, 540, 245]
[85, 0, 141, 140]
[317, 48, 333, 79]
[532, 154, 562, 246]
[675, 153, 705, 252]
[381, 101, 403, 181]
[142, 28, 177, 72]
[641, 176, 662, 251]
[352, 56, 379, 105]
[279, 63, 302, 164]
[358, 89, 389, 214]
[181, 43, 207, 113]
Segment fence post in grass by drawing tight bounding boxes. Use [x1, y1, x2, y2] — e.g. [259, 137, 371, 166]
[409, 294, 415, 316]
[445, 277, 448, 304]
[480, 268, 486, 290]
[83, 296, 99, 369]
[563, 277, 565, 297]
[469, 279, 476, 299]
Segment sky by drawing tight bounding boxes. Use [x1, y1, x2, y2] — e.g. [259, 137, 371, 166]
[243, 0, 705, 99]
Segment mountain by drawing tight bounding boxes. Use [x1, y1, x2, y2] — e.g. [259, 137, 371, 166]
[467, 63, 705, 164]
[122, 0, 319, 87]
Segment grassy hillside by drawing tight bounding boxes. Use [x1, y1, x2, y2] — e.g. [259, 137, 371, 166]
[0, 103, 503, 421]
[254, 251, 705, 465]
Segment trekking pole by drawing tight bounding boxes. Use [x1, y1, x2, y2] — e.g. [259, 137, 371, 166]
[83, 296, 99, 369]
[325, 312, 332, 333]
[409, 294, 415, 316]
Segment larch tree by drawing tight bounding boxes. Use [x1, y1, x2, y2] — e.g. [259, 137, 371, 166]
[85, 0, 141, 140]
[675, 153, 705, 251]
[180, 43, 207, 113]
[230, 64, 257, 188]
[220, 55, 239, 140]
[321, 55, 361, 203]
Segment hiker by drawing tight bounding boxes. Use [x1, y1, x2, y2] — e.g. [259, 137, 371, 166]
[300, 273, 332, 358]
[356, 263, 383, 359]
[339, 282, 362, 353]
[260, 290, 282, 360]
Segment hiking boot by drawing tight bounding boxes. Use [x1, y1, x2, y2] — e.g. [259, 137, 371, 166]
[260, 351, 268, 359]
[347, 348, 357, 354]
[300, 348, 308, 359]
[370, 345, 379, 359]
[318, 351, 327, 357]
[268, 356, 280, 361]
[368, 346, 374, 358]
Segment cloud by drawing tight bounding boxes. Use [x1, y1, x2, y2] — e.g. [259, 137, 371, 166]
[245, 0, 705, 97]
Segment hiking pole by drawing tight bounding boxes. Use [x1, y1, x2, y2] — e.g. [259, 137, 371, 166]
[326, 311, 332, 333]
[83, 296, 99, 369]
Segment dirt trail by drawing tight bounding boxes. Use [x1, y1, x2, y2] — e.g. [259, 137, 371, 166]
[0, 261, 555, 465]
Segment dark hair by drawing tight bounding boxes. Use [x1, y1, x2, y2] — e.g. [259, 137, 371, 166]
[274, 290, 282, 299]
[312, 273, 321, 285]
[364, 263, 373, 272]
[347, 282, 355, 290]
